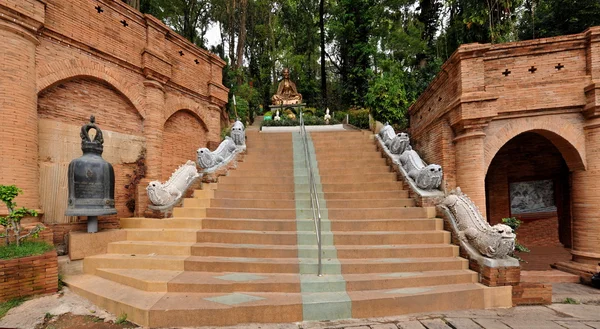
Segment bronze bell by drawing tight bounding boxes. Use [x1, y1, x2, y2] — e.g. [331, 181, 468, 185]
[65, 116, 116, 232]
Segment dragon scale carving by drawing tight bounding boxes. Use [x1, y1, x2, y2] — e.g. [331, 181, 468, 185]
[197, 137, 238, 172]
[441, 188, 516, 259]
[147, 160, 201, 207]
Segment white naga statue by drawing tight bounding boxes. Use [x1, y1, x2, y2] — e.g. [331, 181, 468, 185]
[274, 110, 281, 121]
[399, 148, 443, 191]
[440, 188, 516, 259]
[197, 137, 238, 173]
[230, 120, 246, 147]
[378, 123, 443, 191]
[147, 160, 200, 207]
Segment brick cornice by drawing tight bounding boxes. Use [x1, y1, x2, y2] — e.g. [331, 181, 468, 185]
[0, 0, 45, 33]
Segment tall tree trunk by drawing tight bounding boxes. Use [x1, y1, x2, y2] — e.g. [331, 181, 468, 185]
[236, 0, 248, 82]
[228, 0, 237, 67]
[319, 0, 326, 108]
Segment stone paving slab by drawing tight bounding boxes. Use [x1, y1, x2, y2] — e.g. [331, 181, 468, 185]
[419, 318, 451, 328]
[445, 317, 483, 328]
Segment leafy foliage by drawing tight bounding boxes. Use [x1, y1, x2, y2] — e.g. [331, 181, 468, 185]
[347, 108, 370, 129]
[0, 185, 41, 247]
[502, 217, 530, 260]
[137, 0, 600, 129]
[365, 64, 410, 129]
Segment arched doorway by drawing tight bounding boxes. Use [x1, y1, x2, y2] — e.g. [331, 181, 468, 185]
[485, 132, 572, 270]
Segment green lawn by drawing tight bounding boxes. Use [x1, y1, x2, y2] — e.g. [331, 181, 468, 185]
[0, 241, 54, 260]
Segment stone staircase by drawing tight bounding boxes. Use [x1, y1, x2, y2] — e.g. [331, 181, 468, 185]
[65, 129, 511, 328]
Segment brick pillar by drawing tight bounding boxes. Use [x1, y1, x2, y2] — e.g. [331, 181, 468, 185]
[137, 79, 165, 216]
[571, 120, 600, 265]
[0, 3, 44, 210]
[570, 27, 600, 265]
[454, 128, 487, 217]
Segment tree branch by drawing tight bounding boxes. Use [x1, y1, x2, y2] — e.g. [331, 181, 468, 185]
[325, 50, 341, 73]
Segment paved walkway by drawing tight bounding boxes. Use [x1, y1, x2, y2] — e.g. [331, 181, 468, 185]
[1, 283, 599, 328]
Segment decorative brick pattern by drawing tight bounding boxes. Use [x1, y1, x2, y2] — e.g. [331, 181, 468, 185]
[0, 251, 58, 302]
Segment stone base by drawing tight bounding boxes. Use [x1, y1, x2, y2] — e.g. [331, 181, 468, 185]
[469, 260, 521, 287]
[68, 229, 126, 260]
[512, 282, 553, 306]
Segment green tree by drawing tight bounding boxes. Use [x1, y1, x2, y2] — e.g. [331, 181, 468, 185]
[518, 0, 600, 40]
[0, 185, 41, 247]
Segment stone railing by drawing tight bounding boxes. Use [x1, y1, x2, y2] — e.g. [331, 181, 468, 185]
[374, 123, 444, 206]
[146, 120, 246, 213]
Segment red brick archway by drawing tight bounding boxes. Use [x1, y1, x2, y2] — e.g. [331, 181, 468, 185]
[485, 132, 573, 270]
[161, 109, 208, 180]
[37, 59, 146, 119]
[484, 116, 586, 175]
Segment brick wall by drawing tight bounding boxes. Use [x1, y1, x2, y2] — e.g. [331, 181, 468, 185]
[0, 0, 229, 232]
[162, 110, 208, 180]
[0, 251, 58, 302]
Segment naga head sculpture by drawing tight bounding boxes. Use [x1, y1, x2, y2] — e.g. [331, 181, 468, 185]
[146, 180, 169, 205]
[414, 164, 443, 190]
[196, 148, 214, 169]
[379, 123, 395, 143]
[230, 120, 245, 146]
[388, 132, 410, 155]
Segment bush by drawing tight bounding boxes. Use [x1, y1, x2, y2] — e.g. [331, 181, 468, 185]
[365, 64, 410, 129]
[333, 111, 348, 123]
[348, 108, 370, 129]
[502, 217, 530, 261]
[0, 185, 42, 247]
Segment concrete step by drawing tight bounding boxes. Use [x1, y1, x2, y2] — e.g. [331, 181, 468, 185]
[199, 217, 439, 232]
[124, 228, 199, 242]
[218, 173, 398, 185]
[189, 243, 458, 259]
[121, 218, 204, 229]
[209, 198, 414, 209]
[200, 207, 431, 220]
[195, 229, 450, 246]
[107, 241, 194, 256]
[92, 268, 476, 294]
[83, 254, 187, 274]
[65, 274, 509, 327]
[227, 166, 391, 177]
[214, 182, 403, 193]
[239, 158, 386, 168]
[209, 190, 409, 200]
[182, 256, 467, 274]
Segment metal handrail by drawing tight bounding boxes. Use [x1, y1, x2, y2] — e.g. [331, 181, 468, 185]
[299, 111, 323, 276]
